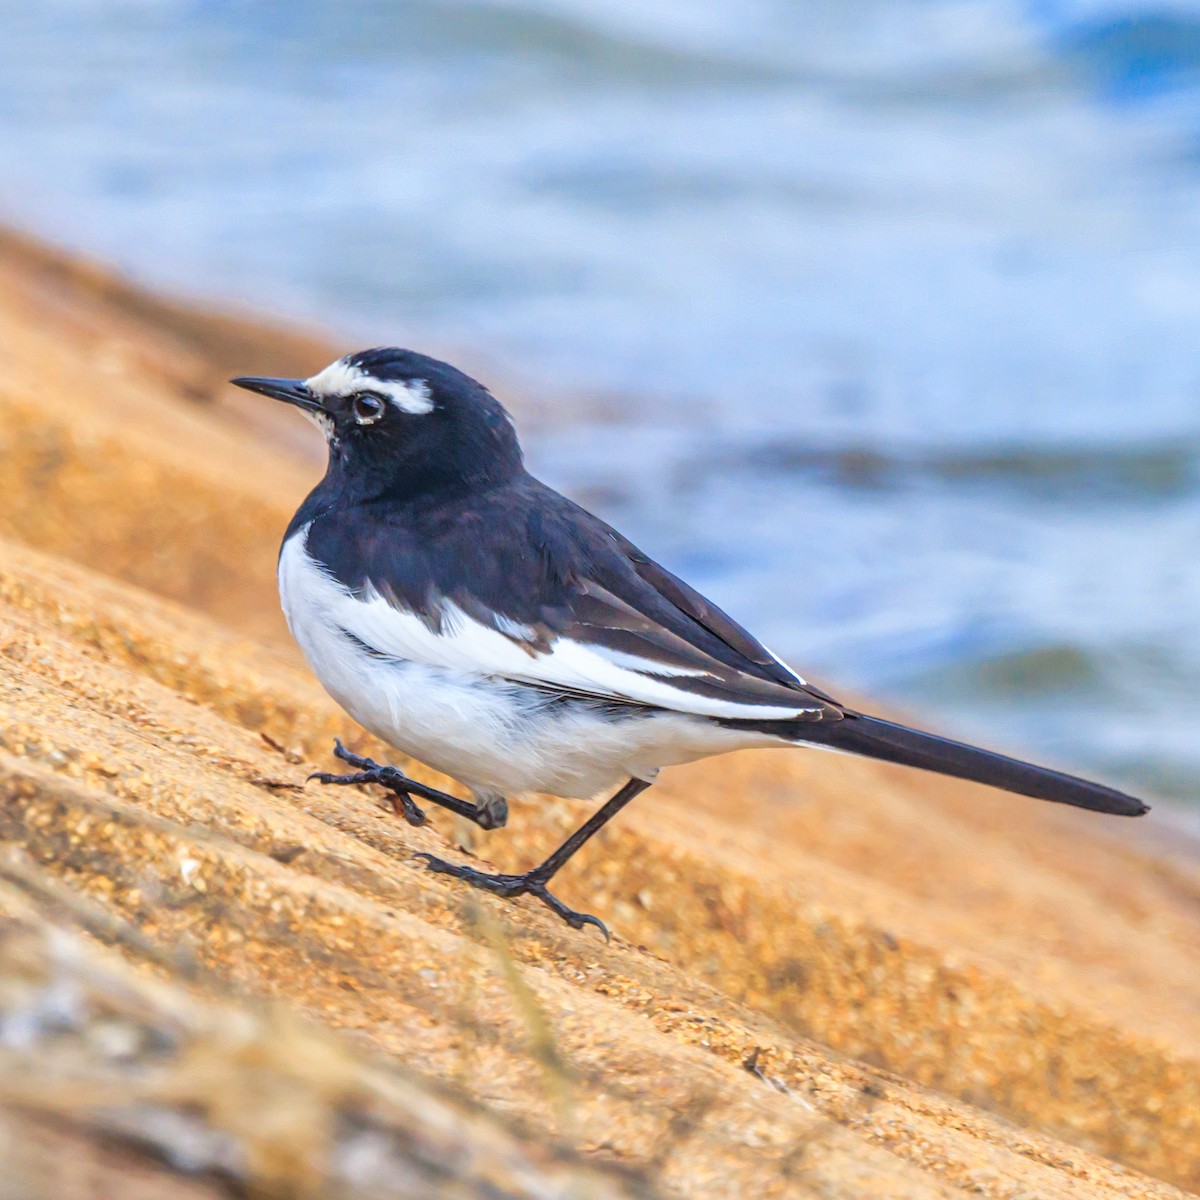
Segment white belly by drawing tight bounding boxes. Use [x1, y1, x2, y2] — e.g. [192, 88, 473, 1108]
[278, 531, 775, 800]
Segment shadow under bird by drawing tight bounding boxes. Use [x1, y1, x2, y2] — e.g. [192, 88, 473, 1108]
[232, 349, 1149, 939]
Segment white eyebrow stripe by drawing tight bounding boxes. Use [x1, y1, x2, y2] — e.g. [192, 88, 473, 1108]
[376, 378, 433, 414]
[303, 356, 434, 415]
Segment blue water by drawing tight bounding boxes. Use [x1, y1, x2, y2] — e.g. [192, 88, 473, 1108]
[2, 0, 1199, 808]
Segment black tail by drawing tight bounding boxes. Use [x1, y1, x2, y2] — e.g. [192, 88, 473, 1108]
[792, 713, 1149, 816]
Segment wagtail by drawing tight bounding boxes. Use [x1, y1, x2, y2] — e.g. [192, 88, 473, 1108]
[233, 349, 1149, 938]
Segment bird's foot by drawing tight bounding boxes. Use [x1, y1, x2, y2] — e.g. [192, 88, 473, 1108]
[309, 740, 507, 829]
[414, 853, 610, 940]
[307, 738, 426, 826]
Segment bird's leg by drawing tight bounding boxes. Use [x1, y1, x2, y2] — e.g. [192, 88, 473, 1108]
[308, 739, 507, 830]
[416, 777, 652, 940]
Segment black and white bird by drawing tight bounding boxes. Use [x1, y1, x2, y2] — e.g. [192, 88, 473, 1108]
[233, 349, 1149, 938]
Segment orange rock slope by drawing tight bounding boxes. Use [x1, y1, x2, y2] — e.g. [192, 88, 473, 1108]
[0, 226, 1197, 1198]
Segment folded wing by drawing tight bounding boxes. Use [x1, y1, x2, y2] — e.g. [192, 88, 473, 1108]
[301, 479, 844, 724]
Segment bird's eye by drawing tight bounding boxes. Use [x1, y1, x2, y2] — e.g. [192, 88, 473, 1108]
[352, 393, 384, 424]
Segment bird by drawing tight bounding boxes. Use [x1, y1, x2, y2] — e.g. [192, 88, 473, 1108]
[232, 348, 1149, 939]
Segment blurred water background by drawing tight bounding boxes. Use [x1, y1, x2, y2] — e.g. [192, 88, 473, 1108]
[1, 0, 1198, 809]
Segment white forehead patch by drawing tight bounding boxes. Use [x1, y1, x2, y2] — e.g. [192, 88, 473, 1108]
[304, 356, 435, 415]
[304, 357, 364, 399]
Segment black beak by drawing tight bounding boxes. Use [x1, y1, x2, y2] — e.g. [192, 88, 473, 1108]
[230, 376, 321, 412]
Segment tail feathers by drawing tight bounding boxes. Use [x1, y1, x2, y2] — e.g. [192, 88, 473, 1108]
[793, 713, 1149, 817]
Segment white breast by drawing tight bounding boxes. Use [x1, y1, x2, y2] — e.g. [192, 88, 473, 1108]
[278, 526, 782, 800]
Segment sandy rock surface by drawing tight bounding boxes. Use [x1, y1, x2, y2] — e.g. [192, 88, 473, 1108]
[0, 228, 1197, 1198]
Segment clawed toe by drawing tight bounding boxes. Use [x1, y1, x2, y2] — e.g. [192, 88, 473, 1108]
[414, 853, 525, 895]
[530, 887, 610, 940]
[332, 737, 376, 771]
[385, 791, 427, 826]
[414, 853, 609, 940]
[306, 769, 365, 786]
[307, 760, 427, 826]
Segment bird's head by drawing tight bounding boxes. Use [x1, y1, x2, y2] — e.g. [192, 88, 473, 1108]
[232, 348, 522, 499]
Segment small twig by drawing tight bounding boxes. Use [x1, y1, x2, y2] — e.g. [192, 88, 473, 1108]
[249, 776, 305, 792]
[743, 1046, 809, 1105]
[259, 731, 302, 763]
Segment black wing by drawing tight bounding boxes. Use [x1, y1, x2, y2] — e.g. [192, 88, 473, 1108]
[304, 477, 844, 722]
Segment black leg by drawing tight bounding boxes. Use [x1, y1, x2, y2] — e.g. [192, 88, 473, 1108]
[416, 777, 651, 940]
[308, 739, 507, 830]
